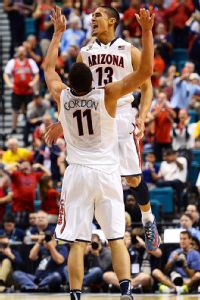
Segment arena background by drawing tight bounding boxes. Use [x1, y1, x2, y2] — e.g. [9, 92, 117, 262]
[0, 0, 200, 295]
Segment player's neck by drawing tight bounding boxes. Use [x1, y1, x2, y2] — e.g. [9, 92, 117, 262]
[97, 33, 116, 45]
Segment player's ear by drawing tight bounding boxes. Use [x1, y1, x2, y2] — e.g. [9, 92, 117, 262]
[109, 18, 116, 26]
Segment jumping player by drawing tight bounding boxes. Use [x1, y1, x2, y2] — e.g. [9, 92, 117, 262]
[44, 7, 154, 300]
[46, 6, 159, 252]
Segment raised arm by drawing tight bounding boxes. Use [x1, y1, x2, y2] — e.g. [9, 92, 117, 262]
[105, 9, 154, 116]
[43, 6, 67, 109]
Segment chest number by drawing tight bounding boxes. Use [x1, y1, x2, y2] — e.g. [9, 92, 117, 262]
[73, 109, 94, 136]
[96, 67, 113, 86]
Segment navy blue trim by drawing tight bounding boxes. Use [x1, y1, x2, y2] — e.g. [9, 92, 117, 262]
[110, 37, 118, 46]
[96, 37, 118, 47]
[54, 233, 90, 243]
[76, 238, 91, 243]
[107, 237, 124, 241]
[121, 173, 142, 177]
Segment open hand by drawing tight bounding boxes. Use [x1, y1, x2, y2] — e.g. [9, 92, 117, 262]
[135, 8, 154, 31]
[45, 122, 63, 145]
[50, 6, 66, 34]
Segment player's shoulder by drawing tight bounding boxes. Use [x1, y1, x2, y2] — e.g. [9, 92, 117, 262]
[110, 38, 132, 52]
[114, 37, 132, 46]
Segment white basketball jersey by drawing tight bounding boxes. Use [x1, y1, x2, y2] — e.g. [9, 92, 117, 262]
[59, 88, 119, 173]
[81, 38, 134, 107]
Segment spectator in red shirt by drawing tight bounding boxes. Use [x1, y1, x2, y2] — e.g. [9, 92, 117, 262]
[40, 176, 60, 224]
[152, 92, 176, 161]
[152, 0, 169, 32]
[123, 0, 142, 40]
[152, 47, 166, 89]
[6, 161, 51, 228]
[167, 0, 194, 48]
[3, 46, 39, 134]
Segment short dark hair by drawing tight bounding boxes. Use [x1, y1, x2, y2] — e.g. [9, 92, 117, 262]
[181, 213, 193, 221]
[68, 63, 93, 93]
[180, 230, 192, 239]
[164, 149, 176, 156]
[3, 213, 15, 224]
[100, 6, 120, 29]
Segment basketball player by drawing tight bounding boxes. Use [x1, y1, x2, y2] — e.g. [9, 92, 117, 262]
[46, 6, 159, 252]
[44, 6, 154, 300]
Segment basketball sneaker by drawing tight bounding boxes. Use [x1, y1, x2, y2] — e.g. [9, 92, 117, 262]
[144, 216, 160, 251]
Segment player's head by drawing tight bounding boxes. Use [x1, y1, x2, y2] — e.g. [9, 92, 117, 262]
[68, 63, 93, 94]
[91, 6, 120, 37]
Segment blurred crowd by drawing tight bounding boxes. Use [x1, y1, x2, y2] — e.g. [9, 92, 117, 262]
[1, 0, 200, 295]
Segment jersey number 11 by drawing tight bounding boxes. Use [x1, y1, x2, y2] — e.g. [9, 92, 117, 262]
[73, 109, 94, 136]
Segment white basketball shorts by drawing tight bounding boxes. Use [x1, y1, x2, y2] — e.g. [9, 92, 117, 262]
[116, 107, 142, 176]
[54, 164, 125, 242]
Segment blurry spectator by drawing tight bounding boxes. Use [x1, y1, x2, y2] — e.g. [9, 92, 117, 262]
[191, 237, 200, 252]
[0, 234, 23, 292]
[30, 211, 55, 240]
[142, 152, 159, 189]
[186, 204, 200, 229]
[184, 61, 195, 74]
[160, 64, 177, 91]
[166, 0, 194, 48]
[24, 92, 50, 146]
[180, 213, 200, 240]
[3, 46, 39, 134]
[6, 162, 50, 228]
[2, 138, 32, 165]
[172, 109, 195, 151]
[32, 0, 55, 56]
[152, 92, 176, 161]
[171, 70, 200, 111]
[63, 45, 79, 75]
[152, 0, 169, 32]
[164, 231, 200, 293]
[34, 132, 62, 184]
[60, 15, 86, 55]
[3, 0, 33, 57]
[189, 74, 200, 114]
[154, 149, 187, 208]
[39, 176, 59, 224]
[151, 47, 166, 89]
[125, 194, 141, 225]
[23, 35, 43, 66]
[13, 236, 68, 292]
[0, 213, 25, 242]
[24, 213, 38, 244]
[154, 23, 172, 65]
[0, 165, 12, 224]
[33, 114, 53, 147]
[123, 0, 142, 43]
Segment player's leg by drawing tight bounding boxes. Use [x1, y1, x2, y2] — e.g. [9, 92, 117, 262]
[95, 170, 133, 300]
[109, 239, 133, 300]
[68, 241, 87, 300]
[126, 175, 159, 252]
[55, 165, 95, 300]
[117, 110, 159, 251]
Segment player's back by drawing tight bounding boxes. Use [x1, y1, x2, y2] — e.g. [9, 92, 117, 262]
[59, 88, 119, 173]
[81, 38, 134, 107]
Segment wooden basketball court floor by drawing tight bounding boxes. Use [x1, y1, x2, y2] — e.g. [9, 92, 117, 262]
[0, 294, 199, 300]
